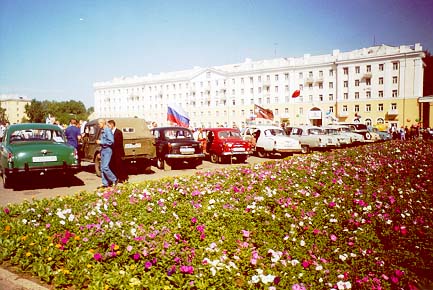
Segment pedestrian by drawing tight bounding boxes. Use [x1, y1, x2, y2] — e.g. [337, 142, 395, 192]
[96, 119, 117, 188]
[64, 119, 81, 150]
[400, 127, 406, 141]
[195, 127, 207, 153]
[108, 119, 128, 183]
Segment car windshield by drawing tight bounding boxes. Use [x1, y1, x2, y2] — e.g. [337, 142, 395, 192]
[9, 129, 65, 143]
[218, 130, 241, 139]
[308, 128, 323, 135]
[338, 127, 351, 133]
[263, 128, 285, 136]
[164, 129, 193, 140]
[325, 128, 339, 135]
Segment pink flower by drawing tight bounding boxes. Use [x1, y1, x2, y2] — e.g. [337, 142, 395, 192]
[133, 252, 140, 261]
[330, 234, 337, 241]
[191, 217, 197, 223]
[328, 201, 336, 207]
[180, 265, 194, 274]
[3, 208, 10, 214]
[301, 260, 310, 269]
[145, 261, 152, 269]
[395, 269, 404, 277]
[241, 230, 250, 238]
[126, 245, 133, 252]
[93, 253, 102, 261]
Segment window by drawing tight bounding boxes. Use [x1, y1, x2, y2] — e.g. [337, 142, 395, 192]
[241, 88, 244, 95]
[378, 103, 383, 111]
[319, 94, 323, 101]
[366, 104, 371, 112]
[391, 103, 397, 110]
[355, 66, 360, 73]
[309, 95, 313, 102]
[344, 93, 348, 100]
[299, 84, 303, 90]
[393, 62, 399, 70]
[329, 94, 334, 101]
[266, 75, 270, 81]
[355, 92, 359, 99]
[308, 83, 313, 89]
[250, 88, 253, 94]
[299, 72, 303, 78]
[258, 76, 262, 82]
[379, 77, 383, 85]
[329, 106, 334, 113]
[344, 81, 348, 88]
[274, 96, 279, 103]
[365, 118, 372, 126]
[329, 69, 334, 77]
[275, 86, 278, 93]
[232, 78, 235, 84]
[241, 78, 244, 84]
[299, 107, 303, 115]
[366, 65, 371, 72]
[355, 80, 360, 86]
[319, 70, 323, 77]
[343, 105, 348, 112]
[366, 78, 371, 86]
[393, 76, 398, 84]
[285, 85, 289, 92]
[343, 67, 348, 75]
[366, 91, 371, 98]
[379, 63, 384, 71]
[285, 73, 289, 80]
[379, 91, 383, 98]
[258, 87, 262, 93]
[392, 90, 398, 97]
[285, 108, 289, 114]
[319, 83, 323, 89]
[377, 118, 384, 124]
[308, 71, 313, 77]
[275, 74, 279, 81]
[355, 105, 359, 112]
[329, 82, 333, 89]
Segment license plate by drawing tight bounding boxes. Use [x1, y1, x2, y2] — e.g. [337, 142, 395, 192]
[233, 147, 245, 152]
[125, 143, 142, 149]
[180, 147, 195, 154]
[32, 156, 57, 162]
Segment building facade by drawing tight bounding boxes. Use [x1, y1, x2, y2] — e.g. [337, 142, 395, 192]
[0, 95, 31, 124]
[94, 43, 425, 129]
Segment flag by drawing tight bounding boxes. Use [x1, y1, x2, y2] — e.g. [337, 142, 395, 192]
[167, 104, 190, 128]
[292, 90, 301, 98]
[254, 104, 274, 120]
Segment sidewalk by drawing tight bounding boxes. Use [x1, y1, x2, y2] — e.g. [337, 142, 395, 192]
[0, 267, 48, 290]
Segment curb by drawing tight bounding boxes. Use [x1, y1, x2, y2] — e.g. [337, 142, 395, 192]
[0, 267, 48, 290]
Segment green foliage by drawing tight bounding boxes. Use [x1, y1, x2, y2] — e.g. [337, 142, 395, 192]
[0, 105, 7, 123]
[1, 140, 433, 289]
[24, 99, 90, 124]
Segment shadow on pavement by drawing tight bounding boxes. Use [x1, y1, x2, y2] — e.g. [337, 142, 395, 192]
[11, 174, 85, 191]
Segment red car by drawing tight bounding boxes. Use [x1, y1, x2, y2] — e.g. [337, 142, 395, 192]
[203, 128, 252, 163]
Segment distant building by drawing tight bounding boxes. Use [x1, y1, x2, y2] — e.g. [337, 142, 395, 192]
[0, 95, 31, 124]
[94, 43, 426, 129]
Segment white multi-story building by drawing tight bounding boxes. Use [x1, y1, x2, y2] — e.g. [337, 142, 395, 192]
[94, 43, 425, 129]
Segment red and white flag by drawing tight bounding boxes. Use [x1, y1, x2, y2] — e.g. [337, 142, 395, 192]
[254, 104, 274, 120]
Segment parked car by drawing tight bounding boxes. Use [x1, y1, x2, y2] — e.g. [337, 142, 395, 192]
[150, 126, 204, 170]
[371, 127, 392, 141]
[325, 124, 364, 145]
[203, 127, 252, 163]
[0, 123, 80, 188]
[340, 123, 380, 143]
[322, 126, 353, 147]
[81, 118, 156, 176]
[287, 125, 340, 154]
[241, 125, 302, 158]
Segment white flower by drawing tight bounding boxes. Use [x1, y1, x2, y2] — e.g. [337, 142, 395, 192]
[261, 274, 275, 284]
[300, 240, 306, 247]
[22, 219, 28, 224]
[315, 265, 323, 271]
[209, 199, 215, 204]
[339, 254, 348, 261]
[291, 259, 299, 266]
[68, 214, 75, 222]
[251, 275, 260, 283]
[60, 220, 65, 225]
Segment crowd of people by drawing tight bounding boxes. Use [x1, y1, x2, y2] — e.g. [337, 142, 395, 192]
[64, 118, 128, 188]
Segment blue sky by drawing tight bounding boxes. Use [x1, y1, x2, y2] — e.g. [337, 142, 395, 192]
[1, 0, 432, 108]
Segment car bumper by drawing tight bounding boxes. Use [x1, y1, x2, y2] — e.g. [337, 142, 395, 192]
[221, 150, 251, 156]
[4, 163, 80, 175]
[165, 153, 205, 159]
[274, 148, 302, 153]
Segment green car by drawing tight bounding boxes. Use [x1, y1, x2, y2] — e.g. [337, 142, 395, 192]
[0, 123, 80, 188]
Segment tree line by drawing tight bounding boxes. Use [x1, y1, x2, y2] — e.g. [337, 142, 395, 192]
[1, 99, 93, 125]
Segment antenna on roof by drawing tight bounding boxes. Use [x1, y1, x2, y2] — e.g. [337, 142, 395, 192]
[373, 35, 376, 46]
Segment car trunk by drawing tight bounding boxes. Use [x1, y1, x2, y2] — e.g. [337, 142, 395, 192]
[10, 142, 73, 168]
[123, 137, 156, 159]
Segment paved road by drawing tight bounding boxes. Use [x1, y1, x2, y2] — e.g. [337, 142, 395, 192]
[0, 156, 275, 206]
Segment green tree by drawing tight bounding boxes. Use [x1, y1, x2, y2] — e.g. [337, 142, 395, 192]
[24, 99, 46, 123]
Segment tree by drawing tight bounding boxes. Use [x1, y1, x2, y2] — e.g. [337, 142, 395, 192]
[25, 99, 45, 123]
[0, 104, 8, 124]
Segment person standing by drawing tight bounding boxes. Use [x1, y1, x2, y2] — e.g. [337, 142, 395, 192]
[108, 120, 128, 183]
[65, 119, 81, 149]
[96, 119, 117, 188]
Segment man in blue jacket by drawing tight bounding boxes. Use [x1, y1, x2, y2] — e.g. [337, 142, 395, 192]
[96, 119, 117, 188]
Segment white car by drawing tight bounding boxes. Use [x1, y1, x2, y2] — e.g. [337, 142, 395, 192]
[322, 126, 354, 147]
[326, 124, 364, 145]
[241, 126, 302, 158]
[287, 125, 340, 153]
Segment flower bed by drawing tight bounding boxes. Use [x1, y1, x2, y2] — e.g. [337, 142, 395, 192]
[1, 140, 433, 289]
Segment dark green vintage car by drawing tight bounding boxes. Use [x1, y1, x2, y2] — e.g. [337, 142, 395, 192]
[0, 123, 80, 188]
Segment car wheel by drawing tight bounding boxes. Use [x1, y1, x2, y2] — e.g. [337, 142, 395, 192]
[94, 154, 101, 177]
[257, 148, 267, 158]
[365, 132, 372, 140]
[156, 157, 165, 170]
[210, 153, 219, 163]
[2, 172, 12, 189]
[301, 145, 310, 154]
